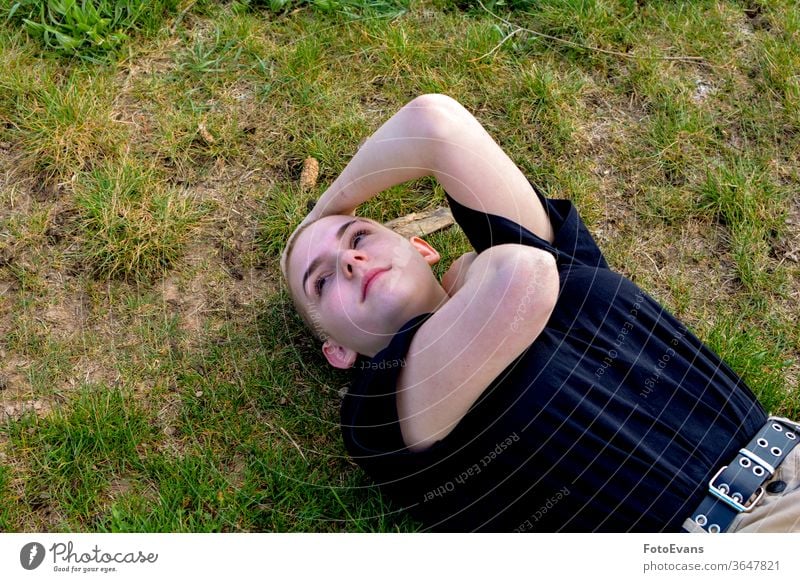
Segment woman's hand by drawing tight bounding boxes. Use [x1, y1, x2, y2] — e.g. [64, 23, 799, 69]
[301, 191, 356, 226]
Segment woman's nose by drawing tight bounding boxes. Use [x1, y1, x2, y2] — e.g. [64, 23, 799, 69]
[340, 249, 367, 278]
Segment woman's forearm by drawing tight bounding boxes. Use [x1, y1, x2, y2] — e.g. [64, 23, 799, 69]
[309, 97, 449, 219]
[301, 93, 554, 243]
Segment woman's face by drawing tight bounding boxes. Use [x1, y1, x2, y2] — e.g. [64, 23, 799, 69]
[285, 215, 441, 359]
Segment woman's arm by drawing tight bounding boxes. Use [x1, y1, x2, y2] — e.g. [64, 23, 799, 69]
[441, 251, 477, 296]
[301, 94, 554, 243]
[397, 243, 559, 452]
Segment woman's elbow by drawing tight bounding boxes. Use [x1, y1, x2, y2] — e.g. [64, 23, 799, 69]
[401, 94, 469, 143]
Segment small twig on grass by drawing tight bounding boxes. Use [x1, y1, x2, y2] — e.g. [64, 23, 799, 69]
[262, 420, 309, 464]
[170, 0, 198, 35]
[469, 27, 522, 62]
[476, 0, 705, 66]
[280, 426, 309, 464]
[385, 207, 455, 238]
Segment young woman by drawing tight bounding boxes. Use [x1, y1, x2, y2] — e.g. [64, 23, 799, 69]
[281, 94, 800, 533]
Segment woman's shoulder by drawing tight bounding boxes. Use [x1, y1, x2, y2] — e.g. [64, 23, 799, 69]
[445, 185, 609, 270]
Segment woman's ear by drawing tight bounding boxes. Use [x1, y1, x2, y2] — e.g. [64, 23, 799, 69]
[409, 236, 440, 266]
[322, 339, 358, 369]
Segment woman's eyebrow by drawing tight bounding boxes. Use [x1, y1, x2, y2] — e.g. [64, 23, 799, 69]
[301, 219, 365, 296]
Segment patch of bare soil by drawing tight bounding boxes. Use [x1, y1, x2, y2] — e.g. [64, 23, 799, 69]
[111, 37, 181, 140]
[38, 279, 90, 340]
[155, 163, 277, 344]
[775, 195, 800, 401]
[0, 149, 51, 418]
[1, 399, 51, 422]
[2, 155, 278, 418]
[107, 477, 132, 500]
[777, 193, 800, 265]
[68, 354, 121, 391]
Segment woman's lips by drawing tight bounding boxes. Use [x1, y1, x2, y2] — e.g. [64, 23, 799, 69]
[362, 267, 391, 301]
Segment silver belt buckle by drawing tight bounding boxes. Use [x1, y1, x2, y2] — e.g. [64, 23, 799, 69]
[708, 465, 765, 513]
[768, 415, 800, 433]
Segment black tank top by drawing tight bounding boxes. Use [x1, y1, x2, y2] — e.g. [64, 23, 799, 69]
[340, 187, 766, 532]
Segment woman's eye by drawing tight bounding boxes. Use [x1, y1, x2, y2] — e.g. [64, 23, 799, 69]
[351, 229, 368, 248]
[315, 277, 326, 296]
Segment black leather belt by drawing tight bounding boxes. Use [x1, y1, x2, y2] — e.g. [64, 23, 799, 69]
[688, 417, 800, 533]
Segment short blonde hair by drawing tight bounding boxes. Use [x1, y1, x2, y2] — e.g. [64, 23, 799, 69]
[281, 220, 327, 341]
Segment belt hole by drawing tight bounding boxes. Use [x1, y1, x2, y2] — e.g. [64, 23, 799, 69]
[788, 432, 796, 440]
[739, 457, 751, 468]
[753, 466, 765, 477]
[771, 447, 782, 456]
[772, 423, 783, 432]
[718, 483, 730, 494]
[708, 524, 721, 533]
[757, 438, 769, 447]
[696, 514, 707, 527]
[731, 492, 743, 503]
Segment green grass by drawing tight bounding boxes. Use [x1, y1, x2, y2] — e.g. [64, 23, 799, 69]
[1, 67, 125, 181]
[0, 0, 798, 532]
[1, 0, 181, 61]
[696, 158, 788, 296]
[5, 387, 154, 528]
[74, 160, 211, 281]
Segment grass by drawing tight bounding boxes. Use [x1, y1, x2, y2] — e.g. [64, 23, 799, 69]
[74, 160, 211, 280]
[1, 67, 126, 182]
[0, 0, 798, 532]
[1, 0, 181, 61]
[696, 158, 788, 296]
